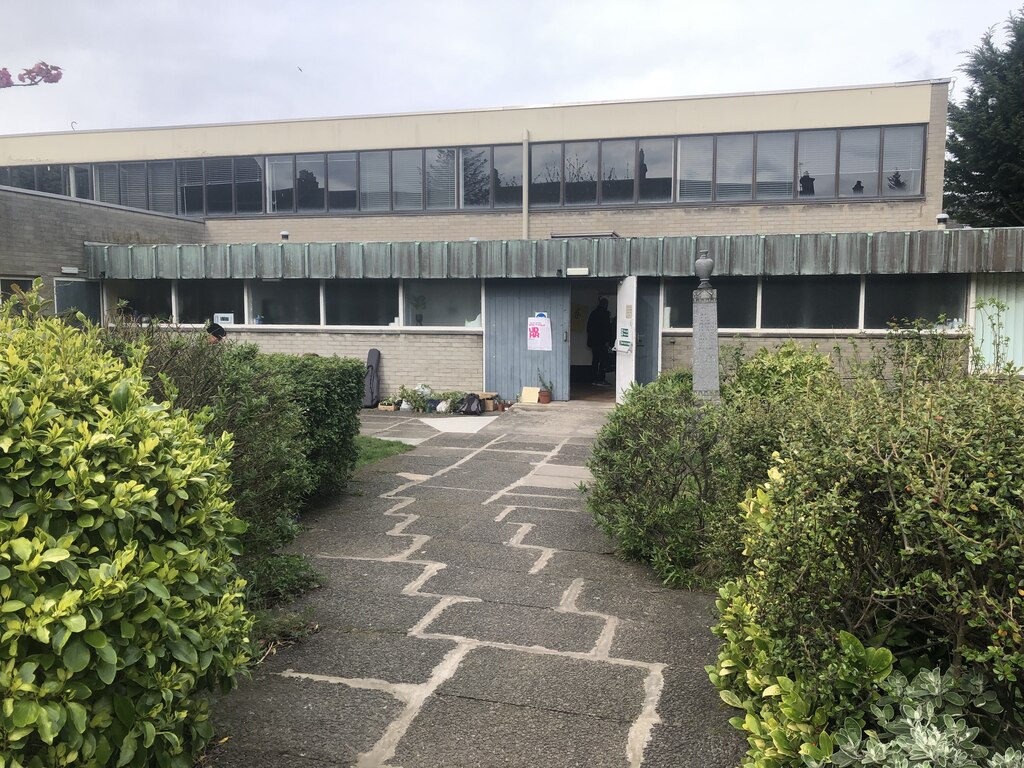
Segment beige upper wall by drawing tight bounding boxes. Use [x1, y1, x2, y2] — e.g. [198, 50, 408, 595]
[0, 80, 948, 165]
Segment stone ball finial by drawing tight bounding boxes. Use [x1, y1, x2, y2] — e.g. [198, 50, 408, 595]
[695, 250, 714, 287]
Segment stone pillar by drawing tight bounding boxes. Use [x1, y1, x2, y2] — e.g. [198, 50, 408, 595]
[692, 251, 720, 401]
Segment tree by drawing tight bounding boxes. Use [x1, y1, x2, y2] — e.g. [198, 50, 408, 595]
[0, 60, 62, 88]
[945, 9, 1024, 227]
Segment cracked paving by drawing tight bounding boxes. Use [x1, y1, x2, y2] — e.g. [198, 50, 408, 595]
[206, 404, 744, 768]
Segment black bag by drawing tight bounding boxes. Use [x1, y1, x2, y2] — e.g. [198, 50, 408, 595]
[458, 393, 483, 415]
[362, 348, 381, 408]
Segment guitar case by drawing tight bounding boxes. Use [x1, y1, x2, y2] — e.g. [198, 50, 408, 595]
[363, 348, 381, 408]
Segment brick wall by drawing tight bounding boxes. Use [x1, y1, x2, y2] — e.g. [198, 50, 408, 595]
[0, 188, 205, 300]
[225, 328, 483, 395]
[661, 331, 867, 372]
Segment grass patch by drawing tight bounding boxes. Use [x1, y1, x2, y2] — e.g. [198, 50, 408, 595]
[355, 434, 413, 469]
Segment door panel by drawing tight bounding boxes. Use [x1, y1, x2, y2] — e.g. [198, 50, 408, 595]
[615, 276, 637, 403]
[485, 279, 571, 401]
[635, 277, 661, 385]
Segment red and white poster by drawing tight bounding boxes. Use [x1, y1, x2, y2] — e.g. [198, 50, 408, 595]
[527, 316, 552, 351]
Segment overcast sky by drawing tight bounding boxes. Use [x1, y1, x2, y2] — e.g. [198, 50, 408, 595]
[1, 0, 1019, 136]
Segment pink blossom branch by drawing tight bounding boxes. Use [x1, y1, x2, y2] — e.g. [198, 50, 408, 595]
[0, 62, 63, 89]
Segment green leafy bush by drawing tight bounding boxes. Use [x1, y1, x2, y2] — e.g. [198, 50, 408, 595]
[267, 354, 365, 497]
[0, 295, 251, 767]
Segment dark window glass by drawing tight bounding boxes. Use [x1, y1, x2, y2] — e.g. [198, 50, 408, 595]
[677, 137, 713, 202]
[798, 130, 837, 198]
[392, 149, 423, 211]
[205, 158, 234, 214]
[493, 145, 523, 208]
[839, 128, 880, 197]
[10, 166, 35, 190]
[882, 126, 924, 197]
[756, 133, 795, 199]
[177, 279, 244, 324]
[327, 153, 357, 211]
[36, 165, 64, 194]
[119, 163, 148, 209]
[235, 157, 264, 214]
[762, 276, 859, 328]
[638, 138, 672, 202]
[530, 143, 561, 206]
[325, 279, 399, 325]
[106, 279, 172, 320]
[0, 168, 10, 186]
[55, 280, 101, 322]
[295, 154, 326, 212]
[72, 166, 92, 199]
[176, 160, 204, 215]
[359, 151, 390, 211]
[864, 275, 968, 328]
[1, 276, 41, 303]
[601, 139, 635, 203]
[665, 277, 757, 328]
[564, 141, 597, 205]
[716, 134, 753, 201]
[250, 279, 320, 325]
[460, 146, 490, 208]
[146, 161, 175, 214]
[404, 279, 481, 327]
[268, 156, 295, 213]
[426, 148, 457, 210]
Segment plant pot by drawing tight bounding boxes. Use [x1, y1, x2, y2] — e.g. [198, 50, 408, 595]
[538, 389, 552, 404]
[377, 404, 396, 411]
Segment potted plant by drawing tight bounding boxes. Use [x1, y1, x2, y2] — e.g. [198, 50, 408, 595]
[378, 397, 397, 412]
[537, 370, 553, 404]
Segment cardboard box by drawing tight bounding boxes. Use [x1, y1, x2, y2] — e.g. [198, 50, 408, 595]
[474, 391, 498, 411]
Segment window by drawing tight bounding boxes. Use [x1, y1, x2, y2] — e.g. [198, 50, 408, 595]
[10, 166, 35, 190]
[882, 126, 924, 197]
[756, 133, 795, 199]
[864, 275, 967, 328]
[359, 151, 390, 212]
[677, 136, 713, 202]
[268, 156, 295, 213]
[530, 143, 561, 206]
[119, 163, 147, 209]
[148, 162, 176, 214]
[761, 276, 859, 328]
[404, 279, 481, 327]
[426, 149, 457, 210]
[797, 130, 837, 198]
[54, 280, 101, 322]
[36, 165, 63, 195]
[715, 134, 753, 201]
[1, 277, 41, 302]
[96, 164, 120, 205]
[638, 138, 673, 202]
[177, 279, 244, 324]
[235, 157, 264, 214]
[205, 158, 234, 214]
[0, 168, 9, 186]
[601, 139, 635, 203]
[327, 153, 357, 211]
[563, 141, 597, 205]
[176, 160, 204, 215]
[460, 147, 490, 208]
[296, 154, 326, 212]
[391, 149, 423, 211]
[493, 145, 523, 208]
[325, 280, 399, 325]
[105, 279, 172, 320]
[250, 280, 320, 324]
[665, 277, 757, 328]
[839, 128, 880, 197]
[72, 166, 92, 199]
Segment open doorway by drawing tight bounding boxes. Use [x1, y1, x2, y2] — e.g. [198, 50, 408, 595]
[569, 278, 620, 401]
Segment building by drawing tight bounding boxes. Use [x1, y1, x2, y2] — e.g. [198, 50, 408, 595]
[2, 78, 1021, 400]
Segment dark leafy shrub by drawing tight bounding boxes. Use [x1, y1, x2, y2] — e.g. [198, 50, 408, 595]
[0, 293, 251, 766]
[266, 354, 365, 497]
[586, 371, 722, 585]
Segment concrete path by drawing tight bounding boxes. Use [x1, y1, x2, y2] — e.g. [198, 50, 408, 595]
[207, 403, 744, 767]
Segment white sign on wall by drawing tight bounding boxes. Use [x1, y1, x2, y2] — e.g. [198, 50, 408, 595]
[527, 316, 552, 351]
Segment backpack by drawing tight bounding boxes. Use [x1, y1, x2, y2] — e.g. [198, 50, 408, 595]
[458, 393, 483, 415]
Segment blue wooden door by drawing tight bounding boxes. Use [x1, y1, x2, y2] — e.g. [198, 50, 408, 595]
[485, 279, 571, 401]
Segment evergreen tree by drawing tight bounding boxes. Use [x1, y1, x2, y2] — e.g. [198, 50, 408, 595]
[945, 8, 1024, 226]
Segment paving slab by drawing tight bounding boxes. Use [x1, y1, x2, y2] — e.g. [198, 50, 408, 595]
[413, 537, 541, 572]
[391, 695, 633, 768]
[438, 646, 649, 722]
[421, 563, 576, 608]
[424, 600, 606, 652]
[208, 673, 401, 767]
[499, 491, 587, 510]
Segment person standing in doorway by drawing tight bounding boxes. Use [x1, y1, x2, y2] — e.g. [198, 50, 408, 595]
[587, 297, 613, 386]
